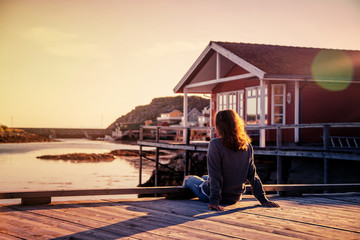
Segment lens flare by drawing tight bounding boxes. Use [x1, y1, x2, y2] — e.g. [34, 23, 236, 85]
[311, 50, 354, 91]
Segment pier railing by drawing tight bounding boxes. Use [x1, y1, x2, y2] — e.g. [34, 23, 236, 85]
[139, 122, 360, 151]
[138, 123, 360, 187]
[2, 184, 360, 205]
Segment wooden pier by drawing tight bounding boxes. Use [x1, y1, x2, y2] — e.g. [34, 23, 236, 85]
[1, 193, 359, 239]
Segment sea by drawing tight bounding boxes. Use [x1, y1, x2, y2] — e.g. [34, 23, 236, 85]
[0, 139, 154, 203]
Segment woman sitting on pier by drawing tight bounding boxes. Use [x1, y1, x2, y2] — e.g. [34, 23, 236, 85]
[184, 109, 279, 211]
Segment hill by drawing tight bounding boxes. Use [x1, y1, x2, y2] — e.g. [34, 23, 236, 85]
[107, 96, 210, 130]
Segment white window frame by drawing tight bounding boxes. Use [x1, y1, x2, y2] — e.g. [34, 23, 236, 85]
[217, 90, 244, 117]
[245, 85, 268, 125]
[238, 90, 244, 118]
[271, 84, 286, 125]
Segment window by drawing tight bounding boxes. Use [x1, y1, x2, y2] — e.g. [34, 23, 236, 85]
[271, 84, 285, 124]
[238, 90, 244, 118]
[217, 91, 244, 117]
[246, 86, 268, 125]
[228, 93, 237, 111]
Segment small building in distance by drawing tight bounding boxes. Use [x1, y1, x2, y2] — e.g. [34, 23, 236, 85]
[157, 109, 183, 126]
[181, 108, 202, 127]
[174, 41, 360, 146]
[198, 105, 211, 127]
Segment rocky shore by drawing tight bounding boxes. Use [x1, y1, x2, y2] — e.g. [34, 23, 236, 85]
[0, 125, 53, 143]
[37, 153, 116, 163]
[36, 148, 208, 191]
[36, 149, 173, 164]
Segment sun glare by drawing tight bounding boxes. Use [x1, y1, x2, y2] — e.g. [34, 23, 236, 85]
[311, 50, 354, 91]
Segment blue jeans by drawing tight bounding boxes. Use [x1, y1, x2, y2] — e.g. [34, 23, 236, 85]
[184, 175, 209, 202]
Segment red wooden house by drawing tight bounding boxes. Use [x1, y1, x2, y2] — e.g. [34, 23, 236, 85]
[174, 41, 360, 147]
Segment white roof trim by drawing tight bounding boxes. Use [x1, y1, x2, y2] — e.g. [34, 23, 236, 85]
[174, 42, 265, 93]
[211, 43, 265, 79]
[173, 42, 213, 93]
[185, 73, 256, 89]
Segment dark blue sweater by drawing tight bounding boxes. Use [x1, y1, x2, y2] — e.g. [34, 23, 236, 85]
[202, 138, 268, 205]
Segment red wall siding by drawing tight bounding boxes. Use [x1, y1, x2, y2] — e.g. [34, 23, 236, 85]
[302, 81, 360, 123]
[301, 81, 360, 140]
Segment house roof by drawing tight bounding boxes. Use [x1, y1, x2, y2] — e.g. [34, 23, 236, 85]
[216, 41, 360, 77]
[174, 41, 360, 93]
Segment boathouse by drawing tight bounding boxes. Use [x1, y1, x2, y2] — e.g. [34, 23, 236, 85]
[174, 41, 360, 147]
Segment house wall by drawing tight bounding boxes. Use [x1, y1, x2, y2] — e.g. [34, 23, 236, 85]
[302, 81, 360, 123]
[301, 81, 360, 141]
[209, 66, 360, 144]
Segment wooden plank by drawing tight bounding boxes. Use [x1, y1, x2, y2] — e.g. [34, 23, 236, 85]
[1, 195, 359, 240]
[0, 231, 21, 240]
[0, 186, 192, 199]
[0, 206, 118, 239]
[255, 150, 360, 161]
[3, 202, 169, 240]
[4, 199, 272, 240]
[100, 199, 296, 240]
[106, 198, 331, 240]
[1, 185, 359, 202]
[243, 198, 360, 233]
[30, 199, 294, 240]
[108, 196, 360, 240]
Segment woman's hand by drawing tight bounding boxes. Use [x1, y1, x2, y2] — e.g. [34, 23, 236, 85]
[208, 204, 225, 211]
[261, 201, 280, 208]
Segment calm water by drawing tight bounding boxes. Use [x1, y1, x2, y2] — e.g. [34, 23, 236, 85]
[0, 139, 152, 196]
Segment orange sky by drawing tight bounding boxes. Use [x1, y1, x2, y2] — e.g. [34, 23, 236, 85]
[1, 0, 359, 128]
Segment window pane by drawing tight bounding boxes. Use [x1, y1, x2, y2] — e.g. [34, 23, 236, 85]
[274, 106, 283, 114]
[265, 95, 268, 124]
[274, 86, 283, 94]
[274, 116, 280, 123]
[247, 97, 257, 124]
[274, 115, 283, 124]
[274, 96, 283, 104]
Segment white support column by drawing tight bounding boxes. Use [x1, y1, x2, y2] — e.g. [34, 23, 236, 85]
[259, 79, 266, 148]
[216, 52, 220, 80]
[294, 80, 300, 142]
[183, 88, 188, 143]
[210, 92, 213, 128]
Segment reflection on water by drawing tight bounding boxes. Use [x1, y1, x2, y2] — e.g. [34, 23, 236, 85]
[0, 139, 152, 192]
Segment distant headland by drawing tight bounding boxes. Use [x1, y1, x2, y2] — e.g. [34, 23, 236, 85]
[0, 124, 52, 143]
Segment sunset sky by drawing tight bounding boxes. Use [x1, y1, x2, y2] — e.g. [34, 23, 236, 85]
[1, 0, 359, 128]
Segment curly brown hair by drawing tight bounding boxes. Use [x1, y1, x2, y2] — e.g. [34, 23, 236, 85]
[215, 109, 251, 151]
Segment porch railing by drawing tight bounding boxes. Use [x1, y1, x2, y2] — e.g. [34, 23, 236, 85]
[139, 122, 360, 150]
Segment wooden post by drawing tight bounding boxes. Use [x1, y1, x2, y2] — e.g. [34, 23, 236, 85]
[139, 145, 143, 186]
[323, 125, 330, 149]
[184, 150, 189, 177]
[22, 197, 51, 205]
[155, 147, 159, 197]
[183, 89, 188, 143]
[276, 127, 283, 184]
[139, 126, 144, 141]
[186, 127, 191, 145]
[323, 125, 330, 184]
[156, 126, 160, 143]
[259, 78, 266, 148]
[276, 126, 283, 195]
[155, 147, 159, 187]
[294, 81, 300, 143]
[184, 127, 191, 177]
